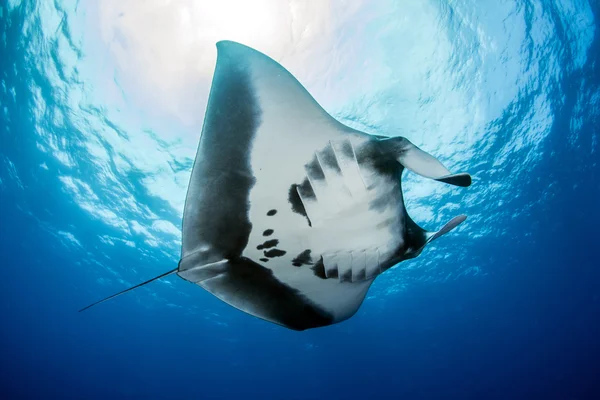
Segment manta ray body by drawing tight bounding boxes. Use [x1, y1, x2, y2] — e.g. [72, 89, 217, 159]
[81, 41, 472, 331]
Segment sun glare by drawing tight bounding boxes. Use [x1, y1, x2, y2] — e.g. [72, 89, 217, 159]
[190, 0, 287, 50]
[95, 0, 334, 126]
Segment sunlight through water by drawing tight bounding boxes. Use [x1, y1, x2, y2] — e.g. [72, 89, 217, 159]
[1, 0, 596, 308]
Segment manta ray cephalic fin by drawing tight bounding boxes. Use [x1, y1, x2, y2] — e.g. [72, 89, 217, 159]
[378, 136, 472, 187]
[404, 214, 467, 260]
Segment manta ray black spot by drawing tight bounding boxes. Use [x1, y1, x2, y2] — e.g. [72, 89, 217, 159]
[263, 229, 274, 236]
[260, 258, 269, 263]
[288, 183, 312, 227]
[260, 239, 279, 250]
[267, 209, 277, 216]
[257, 239, 279, 250]
[292, 249, 313, 267]
[264, 249, 286, 258]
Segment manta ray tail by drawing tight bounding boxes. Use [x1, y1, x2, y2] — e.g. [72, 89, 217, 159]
[78, 268, 178, 312]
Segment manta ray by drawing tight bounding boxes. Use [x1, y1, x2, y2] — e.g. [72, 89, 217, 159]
[80, 40, 472, 331]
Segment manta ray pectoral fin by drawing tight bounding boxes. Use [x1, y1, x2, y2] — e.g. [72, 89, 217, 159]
[379, 137, 472, 187]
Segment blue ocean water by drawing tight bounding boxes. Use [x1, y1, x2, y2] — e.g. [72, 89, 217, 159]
[1, 0, 599, 399]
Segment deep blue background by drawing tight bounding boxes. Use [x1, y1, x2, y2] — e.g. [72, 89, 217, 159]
[1, 1, 599, 399]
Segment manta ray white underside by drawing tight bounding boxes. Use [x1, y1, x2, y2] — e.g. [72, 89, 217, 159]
[80, 40, 472, 331]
